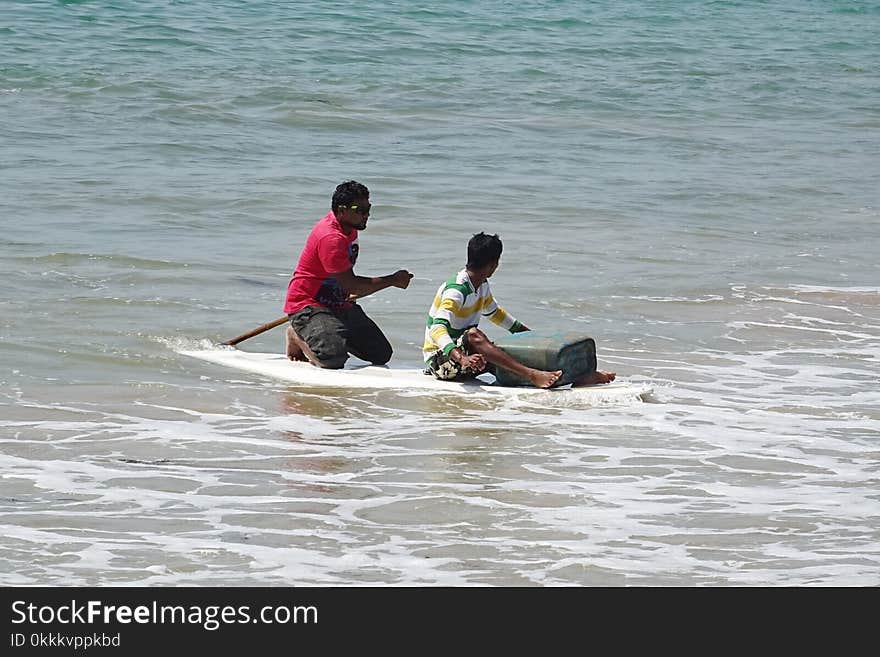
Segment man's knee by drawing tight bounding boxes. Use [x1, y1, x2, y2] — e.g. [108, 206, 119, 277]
[370, 343, 393, 366]
[319, 351, 349, 369]
[350, 334, 392, 365]
[298, 329, 349, 368]
[465, 327, 489, 348]
[292, 308, 349, 368]
[309, 329, 349, 368]
[341, 305, 392, 365]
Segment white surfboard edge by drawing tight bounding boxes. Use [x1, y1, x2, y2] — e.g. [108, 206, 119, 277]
[179, 348, 654, 404]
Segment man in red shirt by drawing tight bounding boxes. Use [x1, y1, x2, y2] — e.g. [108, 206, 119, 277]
[283, 181, 413, 368]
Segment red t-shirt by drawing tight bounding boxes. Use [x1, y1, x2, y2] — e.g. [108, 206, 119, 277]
[283, 212, 359, 314]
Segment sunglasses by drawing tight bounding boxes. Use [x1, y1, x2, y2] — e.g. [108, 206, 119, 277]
[340, 204, 371, 216]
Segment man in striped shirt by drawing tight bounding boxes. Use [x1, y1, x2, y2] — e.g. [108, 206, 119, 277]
[424, 233, 616, 388]
[423, 233, 570, 388]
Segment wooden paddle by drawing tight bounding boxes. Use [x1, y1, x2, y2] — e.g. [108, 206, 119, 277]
[222, 316, 288, 346]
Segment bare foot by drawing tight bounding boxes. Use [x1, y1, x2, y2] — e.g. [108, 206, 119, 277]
[285, 326, 308, 362]
[527, 368, 563, 389]
[574, 370, 616, 386]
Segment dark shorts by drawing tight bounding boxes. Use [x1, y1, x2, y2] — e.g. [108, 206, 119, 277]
[288, 304, 392, 369]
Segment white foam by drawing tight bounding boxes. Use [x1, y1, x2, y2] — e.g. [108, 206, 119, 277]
[3, 283, 878, 586]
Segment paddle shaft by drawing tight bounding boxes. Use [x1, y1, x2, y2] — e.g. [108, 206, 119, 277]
[222, 316, 289, 346]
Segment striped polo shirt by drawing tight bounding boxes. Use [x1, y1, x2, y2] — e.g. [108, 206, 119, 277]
[423, 269, 523, 362]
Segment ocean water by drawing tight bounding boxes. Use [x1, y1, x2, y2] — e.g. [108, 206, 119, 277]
[1, 1, 878, 585]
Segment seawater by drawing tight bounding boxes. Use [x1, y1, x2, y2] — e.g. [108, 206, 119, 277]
[1, 1, 878, 585]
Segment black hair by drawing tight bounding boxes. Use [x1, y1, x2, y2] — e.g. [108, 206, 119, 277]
[467, 232, 503, 269]
[331, 180, 369, 212]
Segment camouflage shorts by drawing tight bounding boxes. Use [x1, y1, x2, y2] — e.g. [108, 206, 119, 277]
[425, 332, 475, 381]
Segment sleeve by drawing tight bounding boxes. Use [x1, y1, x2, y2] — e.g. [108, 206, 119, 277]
[427, 287, 466, 355]
[482, 285, 522, 332]
[428, 321, 456, 356]
[317, 234, 354, 275]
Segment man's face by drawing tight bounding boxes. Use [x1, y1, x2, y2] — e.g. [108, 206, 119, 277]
[336, 197, 371, 231]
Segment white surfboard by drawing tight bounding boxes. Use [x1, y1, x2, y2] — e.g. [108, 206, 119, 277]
[180, 348, 653, 404]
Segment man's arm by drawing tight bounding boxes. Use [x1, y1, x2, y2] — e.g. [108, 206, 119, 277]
[485, 301, 528, 332]
[480, 284, 528, 333]
[334, 268, 413, 299]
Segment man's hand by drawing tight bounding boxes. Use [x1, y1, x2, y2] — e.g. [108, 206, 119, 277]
[459, 353, 487, 373]
[389, 269, 414, 289]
